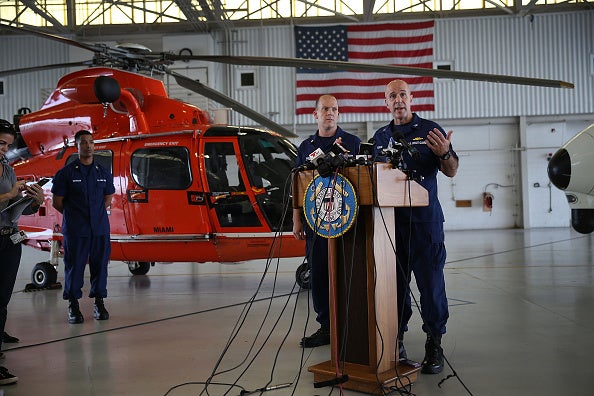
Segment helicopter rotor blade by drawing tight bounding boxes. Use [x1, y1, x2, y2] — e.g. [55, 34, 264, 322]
[167, 70, 297, 138]
[0, 21, 101, 53]
[1, 22, 574, 89]
[0, 61, 92, 78]
[170, 55, 574, 89]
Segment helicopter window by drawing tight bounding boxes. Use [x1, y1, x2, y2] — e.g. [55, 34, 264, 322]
[238, 136, 297, 231]
[204, 142, 261, 227]
[204, 142, 244, 192]
[66, 150, 113, 174]
[131, 147, 192, 190]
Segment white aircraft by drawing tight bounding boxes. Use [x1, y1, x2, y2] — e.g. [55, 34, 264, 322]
[548, 124, 594, 234]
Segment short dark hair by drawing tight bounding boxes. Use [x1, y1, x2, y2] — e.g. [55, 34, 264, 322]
[0, 119, 16, 138]
[314, 94, 337, 110]
[74, 129, 92, 144]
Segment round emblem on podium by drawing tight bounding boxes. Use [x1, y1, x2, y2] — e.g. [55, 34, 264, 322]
[303, 173, 358, 238]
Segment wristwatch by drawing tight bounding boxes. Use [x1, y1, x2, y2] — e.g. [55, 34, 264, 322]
[440, 151, 451, 160]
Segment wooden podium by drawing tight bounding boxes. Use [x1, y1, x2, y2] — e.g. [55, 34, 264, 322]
[293, 163, 428, 395]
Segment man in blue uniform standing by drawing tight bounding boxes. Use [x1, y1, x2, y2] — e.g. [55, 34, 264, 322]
[52, 130, 115, 324]
[372, 80, 458, 374]
[292, 94, 361, 347]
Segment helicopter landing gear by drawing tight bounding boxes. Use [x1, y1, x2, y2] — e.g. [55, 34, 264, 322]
[29, 262, 60, 289]
[127, 261, 153, 275]
[295, 261, 310, 289]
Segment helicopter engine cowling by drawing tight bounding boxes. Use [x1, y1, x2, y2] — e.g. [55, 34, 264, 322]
[15, 68, 211, 157]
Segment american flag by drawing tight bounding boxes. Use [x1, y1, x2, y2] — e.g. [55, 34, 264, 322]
[294, 21, 435, 115]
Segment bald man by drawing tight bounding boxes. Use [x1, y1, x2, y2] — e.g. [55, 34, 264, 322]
[372, 80, 458, 374]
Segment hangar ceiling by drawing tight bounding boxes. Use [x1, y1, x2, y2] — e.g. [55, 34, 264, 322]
[0, 0, 591, 36]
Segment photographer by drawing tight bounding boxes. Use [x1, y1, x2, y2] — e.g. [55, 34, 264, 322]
[0, 119, 44, 385]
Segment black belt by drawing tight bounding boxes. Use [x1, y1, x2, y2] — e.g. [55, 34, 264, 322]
[0, 227, 17, 236]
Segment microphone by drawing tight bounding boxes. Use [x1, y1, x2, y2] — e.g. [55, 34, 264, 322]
[293, 147, 325, 172]
[331, 139, 349, 155]
[308, 147, 325, 163]
[359, 137, 375, 158]
[392, 132, 419, 159]
[317, 143, 347, 177]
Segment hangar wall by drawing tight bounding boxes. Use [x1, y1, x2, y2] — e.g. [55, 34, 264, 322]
[213, 11, 593, 126]
[205, 11, 594, 231]
[0, 11, 592, 231]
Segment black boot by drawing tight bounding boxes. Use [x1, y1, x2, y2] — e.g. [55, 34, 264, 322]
[2, 332, 19, 343]
[300, 325, 330, 348]
[93, 298, 109, 320]
[421, 333, 444, 374]
[68, 299, 84, 324]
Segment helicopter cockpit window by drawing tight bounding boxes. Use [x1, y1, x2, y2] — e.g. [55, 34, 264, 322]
[204, 142, 261, 228]
[66, 150, 113, 174]
[204, 143, 235, 192]
[131, 147, 192, 190]
[238, 136, 297, 232]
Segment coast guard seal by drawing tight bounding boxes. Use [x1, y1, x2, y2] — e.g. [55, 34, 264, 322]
[303, 174, 358, 238]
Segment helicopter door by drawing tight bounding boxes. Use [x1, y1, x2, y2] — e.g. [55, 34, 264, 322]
[124, 141, 210, 237]
[203, 141, 265, 231]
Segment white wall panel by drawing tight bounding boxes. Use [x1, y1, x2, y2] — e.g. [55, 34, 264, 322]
[433, 12, 593, 119]
[0, 36, 70, 119]
[438, 121, 522, 230]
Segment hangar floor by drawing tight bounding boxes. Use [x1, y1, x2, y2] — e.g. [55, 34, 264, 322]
[1, 228, 594, 396]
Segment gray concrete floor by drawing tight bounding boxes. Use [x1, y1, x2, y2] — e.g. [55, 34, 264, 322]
[1, 228, 594, 396]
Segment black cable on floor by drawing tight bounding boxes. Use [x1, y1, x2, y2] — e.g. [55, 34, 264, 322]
[3, 290, 301, 353]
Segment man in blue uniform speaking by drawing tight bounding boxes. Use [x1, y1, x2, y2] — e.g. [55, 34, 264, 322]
[372, 80, 459, 374]
[292, 94, 361, 348]
[52, 130, 115, 324]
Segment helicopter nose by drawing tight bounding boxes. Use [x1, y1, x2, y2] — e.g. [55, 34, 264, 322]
[547, 148, 571, 190]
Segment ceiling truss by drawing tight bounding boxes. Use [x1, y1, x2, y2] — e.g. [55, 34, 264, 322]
[0, 0, 591, 36]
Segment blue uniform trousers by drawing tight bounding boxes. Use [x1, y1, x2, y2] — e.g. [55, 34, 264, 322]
[62, 235, 110, 300]
[395, 221, 448, 337]
[0, 235, 21, 351]
[306, 232, 330, 329]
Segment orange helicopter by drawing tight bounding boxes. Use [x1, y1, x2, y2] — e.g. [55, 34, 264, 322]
[0, 22, 573, 289]
[9, 66, 305, 287]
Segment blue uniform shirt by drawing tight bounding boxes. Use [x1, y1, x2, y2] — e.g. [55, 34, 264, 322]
[295, 126, 361, 167]
[51, 159, 115, 237]
[372, 113, 458, 224]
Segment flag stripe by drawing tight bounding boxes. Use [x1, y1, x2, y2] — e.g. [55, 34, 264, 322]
[296, 104, 435, 115]
[349, 50, 433, 60]
[296, 90, 436, 101]
[348, 35, 434, 46]
[295, 21, 435, 114]
[296, 74, 434, 87]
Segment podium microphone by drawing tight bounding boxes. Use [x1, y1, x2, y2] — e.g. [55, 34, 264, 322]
[392, 132, 419, 159]
[358, 137, 375, 159]
[293, 147, 325, 172]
